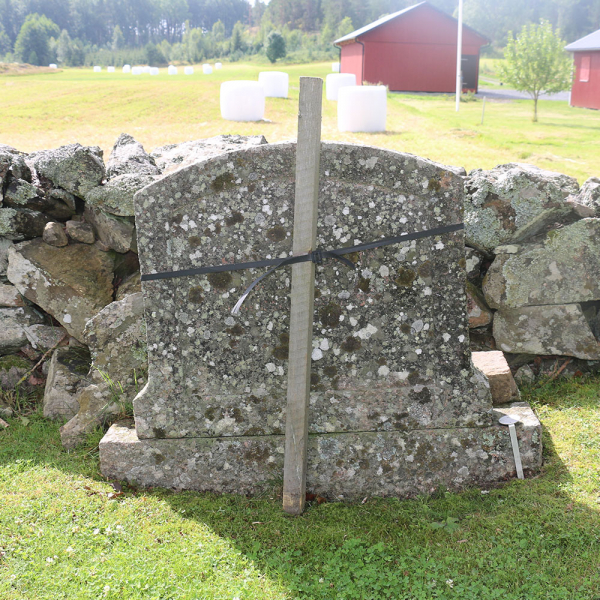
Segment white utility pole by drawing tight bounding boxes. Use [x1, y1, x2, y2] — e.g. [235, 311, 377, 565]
[455, 0, 463, 112]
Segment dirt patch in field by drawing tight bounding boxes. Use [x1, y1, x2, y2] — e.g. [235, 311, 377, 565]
[0, 63, 61, 75]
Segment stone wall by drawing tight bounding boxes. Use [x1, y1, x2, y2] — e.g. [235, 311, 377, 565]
[0, 136, 598, 448]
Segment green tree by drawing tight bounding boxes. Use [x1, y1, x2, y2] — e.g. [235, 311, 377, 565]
[14, 13, 60, 65]
[499, 20, 571, 122]
[230, 21, 245, 53]
[0, 23, 11, 55]
[111, 24, 125, 51]
[211, 19, 226, 43]
[336, 16, 354, 40]
[266, 30, 286, 63]
[144, 41, 164, 64]
[56, 28, 72, 64]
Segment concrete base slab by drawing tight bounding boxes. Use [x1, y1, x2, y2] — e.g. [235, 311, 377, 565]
[99, 403, 542, 500]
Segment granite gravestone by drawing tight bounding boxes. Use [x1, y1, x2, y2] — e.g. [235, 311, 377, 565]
[100, 142, 542, 499]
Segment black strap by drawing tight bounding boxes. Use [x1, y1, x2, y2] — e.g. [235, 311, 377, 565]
[140, 222, 464, 314]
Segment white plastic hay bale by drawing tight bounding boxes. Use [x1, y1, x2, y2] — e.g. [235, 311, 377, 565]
[202, 64, 213, 74]
[332, 62, 340, 72]
[93, 66, 102, 73]
[132, 66, 143, 75]
[150, 67, 159, 76]
[325, 73, 356, 101]
[215, 62, 222, 69]
[142, 66, 151, 74]
[123, 64, 131, 73]
[258, 71, 289, 98]
[220, 81, 265, 121]
[168, 65, 178, 75]
[337, 85, 387, 133]
[184, 66, 194, 75]
[107, 66, 115, 73]
[49, 63, 57, 69]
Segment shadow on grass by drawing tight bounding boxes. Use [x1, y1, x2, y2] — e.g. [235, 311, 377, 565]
[1, 379, 600, 598]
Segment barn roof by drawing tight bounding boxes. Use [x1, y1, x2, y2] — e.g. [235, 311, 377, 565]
[334, 3, 425, 45]
[333, 1, 489, 46]
[565, 28, 600, 51]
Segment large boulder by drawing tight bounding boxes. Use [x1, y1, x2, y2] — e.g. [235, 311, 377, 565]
[27, 144, 105, 199]
[0, 147, 30, 203]
[106, 133, 159, 178]
[464, 163, 579, 252]
[3, 179, 76, 220]
[0, 306, 45, 355]
[0, 207, 52, 240]
[493, 304, 600, 360]
[60, 383, 117, 449]
[0, 151, 14, 202]
[151, 134, 268, 175]
[43, 346, 91, 420]
[6, 239, 115, 340]
[568, 177, 600, 217]
[483, 219, 600, 309]
[60, 292, 147, 448]
[0, 283, 23, 307]
[85, 172, 154, 217]
[83, 205, 135, 253]
[65, 220, 95, 244]
[83, 292, 146, 387]
[85, 134, 159, 217]
[3, 178, 38, 207]
[23, 324, 68, 352]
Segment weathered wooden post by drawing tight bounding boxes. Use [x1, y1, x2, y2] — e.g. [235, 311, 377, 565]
[282, 77, 323, 515]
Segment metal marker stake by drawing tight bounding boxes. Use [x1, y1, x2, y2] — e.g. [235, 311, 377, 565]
[481, 96, 486, 125]
[499, 415, 524, 479]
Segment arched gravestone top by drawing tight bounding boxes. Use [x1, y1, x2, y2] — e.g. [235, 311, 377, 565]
[133, 142, 491, 440]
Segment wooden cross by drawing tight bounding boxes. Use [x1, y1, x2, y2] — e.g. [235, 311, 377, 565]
[282, 77, 323, 515]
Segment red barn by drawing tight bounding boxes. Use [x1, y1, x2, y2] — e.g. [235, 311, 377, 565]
[334, 1, 489, 93]
[566, 29, 600, 110]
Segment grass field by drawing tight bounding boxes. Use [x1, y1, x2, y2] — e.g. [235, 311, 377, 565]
[1, 62, 599, 183]
[1, 377, 600, 599]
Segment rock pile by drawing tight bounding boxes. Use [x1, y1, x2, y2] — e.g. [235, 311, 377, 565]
[464, 163, 600, 380]
[0, 134, 267, 445]
[0, 137, 598, 448]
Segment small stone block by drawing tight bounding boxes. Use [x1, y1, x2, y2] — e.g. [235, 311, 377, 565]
[42, 222, 68, 247]
[66, 220, 95, 244]
[472, 351, 520, 405]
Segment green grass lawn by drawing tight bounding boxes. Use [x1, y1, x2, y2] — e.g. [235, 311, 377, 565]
[1, 377, 599, 599]
[0, 61, 598, 183]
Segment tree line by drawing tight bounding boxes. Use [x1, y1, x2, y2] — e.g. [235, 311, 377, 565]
[0, 0, 598, 67]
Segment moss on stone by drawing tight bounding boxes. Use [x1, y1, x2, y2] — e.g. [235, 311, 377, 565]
[395, 268, 416, 287]
[341, 336, 361, 353]
[0, 355, 31, 372]
[188, 286, 204, 304]
[320, 302, 342, 327]
[207, 272, 232, 291]
[357, 277, 371, 293]
[266, 226, 286, 242]
[211, 172, 235, 192]
[225, 211, 244, 226]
